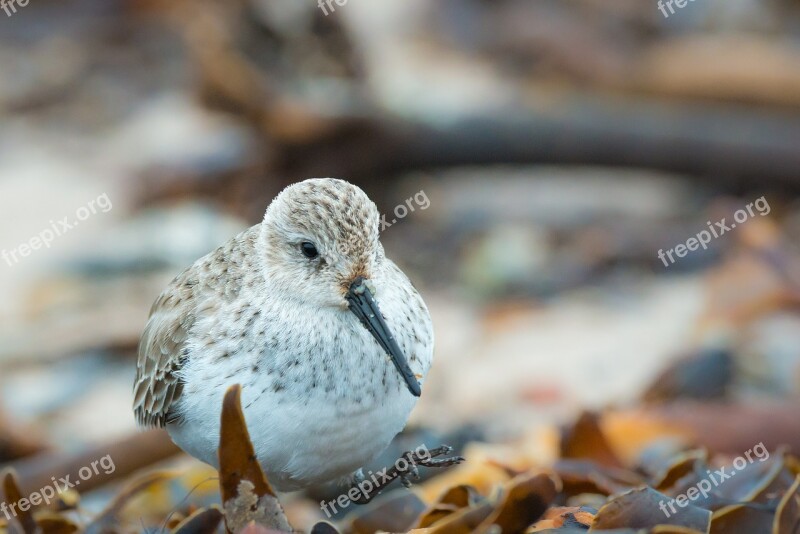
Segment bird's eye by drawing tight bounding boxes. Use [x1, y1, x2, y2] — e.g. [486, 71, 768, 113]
[300, 241, 319, 259]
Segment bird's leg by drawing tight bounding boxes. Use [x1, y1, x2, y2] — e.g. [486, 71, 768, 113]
[350, 445, 464, 505]
[398, 463, 419, 488]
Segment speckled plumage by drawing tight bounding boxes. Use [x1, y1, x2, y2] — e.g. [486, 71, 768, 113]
[133, 178, 433, 490]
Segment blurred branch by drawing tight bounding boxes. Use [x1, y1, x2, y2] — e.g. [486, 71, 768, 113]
[2, 429, 180, 497]
[278, 93, 800, 192]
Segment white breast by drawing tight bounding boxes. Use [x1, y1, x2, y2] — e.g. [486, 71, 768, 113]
[168, 275, 433, 491]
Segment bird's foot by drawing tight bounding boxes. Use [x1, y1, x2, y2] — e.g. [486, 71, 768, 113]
[414, 445, 465, 469]
[398, 464, 419, 488]
[350, 444, 464, 505]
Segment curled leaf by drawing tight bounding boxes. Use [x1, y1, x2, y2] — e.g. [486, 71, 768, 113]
[2, 469, 38, 534]
[475, 473, 558, 533]
[773, 475, 800, 534]
[218, 384, 291, 533]
[561, 412, 623, 468]
[591, 486, 711, 531]
[417, 485, 485, 528]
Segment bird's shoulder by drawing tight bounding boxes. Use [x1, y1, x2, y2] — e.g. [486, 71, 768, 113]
[133, 224, 262, 427]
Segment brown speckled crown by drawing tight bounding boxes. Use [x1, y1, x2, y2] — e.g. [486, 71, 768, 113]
[263, 178, 381, 280]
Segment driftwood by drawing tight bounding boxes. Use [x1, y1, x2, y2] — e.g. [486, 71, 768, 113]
[275, 97, 800, 192]
[131, 95, 800, 222]
[2, 429, 179, 497]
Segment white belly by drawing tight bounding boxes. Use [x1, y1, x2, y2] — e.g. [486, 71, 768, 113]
[167, 370, 418, 491]
[168, 269, 432, 491]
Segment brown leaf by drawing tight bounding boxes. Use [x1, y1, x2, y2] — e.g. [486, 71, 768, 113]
[417, 485, 485, 528]
[773, 474, 800, 534]
[590, 486, 711, 531]
[420, 475, 557, 533]
[474, 473, 558, 534]
[436, 484, 484, 509]
[553, 459, 644, 497]
[218, 384, 291, 533]
[710, 504, 774, 534]
[420, 502, 495, 533]
[172, 506, 224, 534]
[653, 450, 709, 492]
[37, 514, 79, 534]
[561, 412, 623, 468]
[2, 469, 38, 534]
[536, 506, 595, 529]
[657, 460, 728, 512]
[417, 507, 459, 530]
[219, 385, 274, 501]
[728, 448, 796, 506]
[641, 349, 732, 404]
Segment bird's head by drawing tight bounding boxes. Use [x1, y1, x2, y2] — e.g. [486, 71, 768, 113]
[259, 178, 421, 396]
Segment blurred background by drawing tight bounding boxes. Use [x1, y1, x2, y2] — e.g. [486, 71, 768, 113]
[1, 0, 800, 532]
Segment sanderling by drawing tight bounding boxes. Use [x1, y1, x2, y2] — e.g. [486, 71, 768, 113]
[133, 178, 433, 491]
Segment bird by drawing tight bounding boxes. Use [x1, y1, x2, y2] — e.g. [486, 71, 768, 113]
[133, 178, 433, 491]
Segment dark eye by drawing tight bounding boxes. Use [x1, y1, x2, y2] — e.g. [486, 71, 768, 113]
[300, 241, 319, 259]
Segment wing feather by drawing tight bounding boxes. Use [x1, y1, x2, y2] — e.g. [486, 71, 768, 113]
[132, 225, 258, 428]
[133, 283, 195, 427]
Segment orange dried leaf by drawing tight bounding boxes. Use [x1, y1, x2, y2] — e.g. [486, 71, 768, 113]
[417, 485, 484, 528]
[2, 470, 38, 534]
[474, 473, 557, 533]
[422, 502, 495, 533]
[218, 384, 291, 533]
[561, 412, 623, 468]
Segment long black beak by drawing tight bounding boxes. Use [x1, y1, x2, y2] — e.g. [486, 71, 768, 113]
[345, 277, 422, 397]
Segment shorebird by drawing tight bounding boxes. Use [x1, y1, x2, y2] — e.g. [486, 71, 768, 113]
[133, 178, 433, 491]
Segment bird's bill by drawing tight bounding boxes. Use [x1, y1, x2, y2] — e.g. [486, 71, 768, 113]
[345, 277, 422, 397]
